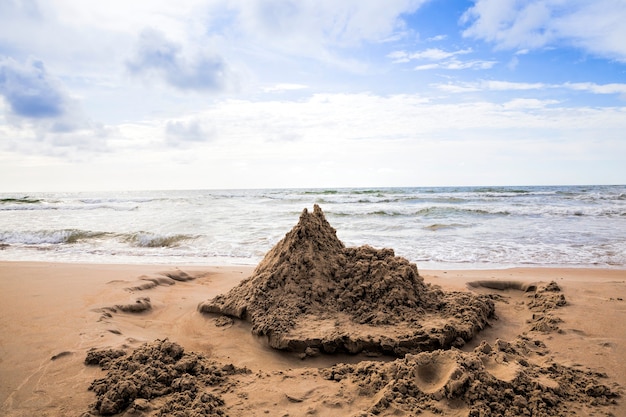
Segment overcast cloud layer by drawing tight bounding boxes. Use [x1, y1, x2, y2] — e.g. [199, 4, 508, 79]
[1, 0, 625, 191]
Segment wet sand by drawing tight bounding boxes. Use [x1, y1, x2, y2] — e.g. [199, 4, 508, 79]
[0, 261, 624, 416]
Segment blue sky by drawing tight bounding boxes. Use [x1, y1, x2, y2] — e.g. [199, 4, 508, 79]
[1, 0, 625, 191]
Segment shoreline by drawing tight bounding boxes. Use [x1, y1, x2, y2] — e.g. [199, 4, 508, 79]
[1, 261, 624, 416]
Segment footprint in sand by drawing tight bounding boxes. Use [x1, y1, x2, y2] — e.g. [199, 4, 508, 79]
[412, 351, 460, 394]
[481, 356, 520, 382]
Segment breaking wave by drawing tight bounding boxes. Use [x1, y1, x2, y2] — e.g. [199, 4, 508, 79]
[125, 232, 196, 248]
[0, 230, 195, 248]
[0, 229, 110, 245]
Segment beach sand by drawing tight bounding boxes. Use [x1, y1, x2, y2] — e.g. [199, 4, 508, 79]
[1, 261, 624, 416]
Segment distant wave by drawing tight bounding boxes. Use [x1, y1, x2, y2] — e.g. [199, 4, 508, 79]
[315, 197, 409, 205]
[0, 229, 195, 248]
[78, 197, 167, 205]
[414, 207, 511, 217]
[412, 206, 625, 217]
[0, 197, 43, 204]
[0, 229, 110, 245]
[473, 187, 531, 194]
[423, 223, 472, 231]
[330, 207, 513, 218]
[0, 203, 138, 211]
[330, 210, 407, 217]
[303, 190, 339, 195]
[125, 232, 196, 248]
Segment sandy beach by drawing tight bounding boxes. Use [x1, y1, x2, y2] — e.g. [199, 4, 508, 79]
[0, 260, 624, 416]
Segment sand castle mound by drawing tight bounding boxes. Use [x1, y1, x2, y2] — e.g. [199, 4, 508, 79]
[198, 205, 495, 356]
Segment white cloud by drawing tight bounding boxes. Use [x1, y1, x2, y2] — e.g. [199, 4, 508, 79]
[389, 48, 472, 63]
[434, 80, 626, 96]
[414, 63, 441, 71]
[165, 118, 216, 145]
[502, 98, 559, 110]
[126, 28, 236, 92]
[0, 55, 112, 157]
[389, 47, 496, 71]
[3, 91, 625, 190]
[483, 80, 546, 91]
[387, 51, 411, 63]
[435, 83, 480, 93]
[563, 82, 626, 95]
[199, 0, 433, 71]
[413, 48, 472, 60]
[415, 59, 497, 71]
[0, 56, 69, 118]
[0, 119, 111, 159]
[261, 83, 309, 93]
[231, 0, 428, 47]
[113, 92, 626, 149]
[462, 0, 626, 62]
[427, 34, 447, 42]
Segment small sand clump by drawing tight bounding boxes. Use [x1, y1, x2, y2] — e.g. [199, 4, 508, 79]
[199, 205, 495, 356]
[527, 281, 567, 333]
[83, 339, 249, 416]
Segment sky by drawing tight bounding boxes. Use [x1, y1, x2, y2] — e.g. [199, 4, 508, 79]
[1, 0, 625, 192]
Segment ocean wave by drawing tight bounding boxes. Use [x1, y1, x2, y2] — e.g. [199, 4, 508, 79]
[329, 205, 621, 218]
[329, 210, 408, 217]
[78, 197, 167, 205]
[423, 223, 472, 231]
[303, 190, 339, 195]
[473, 187, 531, 195]
[124, 232, 196, 248]
[0, 229, 196, 248]
[0, 197, 43, 204]
[414, 207, 511, 217]
[0, 229, 110, 245]
[0, 203, 138, 211]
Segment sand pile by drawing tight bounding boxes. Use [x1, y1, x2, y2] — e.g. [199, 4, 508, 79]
[199, 205, 495, 356]
[468, 279, 568, 334]
[527, 281, 567, 333]
[322, 336, 620, 416]
[83, 339, 249, 416]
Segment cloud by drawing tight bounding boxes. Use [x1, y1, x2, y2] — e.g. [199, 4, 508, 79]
[165, 118, 215, 144]
[126, 28, 233, 91]
[4, 91, 626, 190]
[235, 0, 428, 46]
[215, 0, 430, 70]
[388, 47, 496, 70]
[434, 80, 626, 96]
[262, 83, 308, 93]
[427, 34, 447, 42]
[0, 118, 112, 160]
[388, 47, 472, 63]
[461, 0, 626, 62]
[563, 82, 626, 96]
[0, 57, 111, 158]
[0, 56, 68, 118]
[110, 92, 626, 188]
[482, 80, 546, 91]
[502, 98, 559, 110]
[415, 59, 496, 70]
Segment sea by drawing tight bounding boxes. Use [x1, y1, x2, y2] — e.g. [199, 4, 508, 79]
[1, 185, 625, 269]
